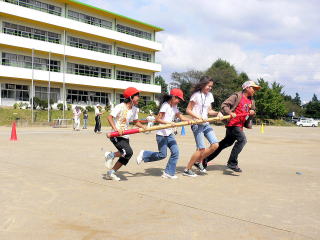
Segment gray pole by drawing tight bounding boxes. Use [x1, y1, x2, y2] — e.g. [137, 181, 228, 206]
[48, 51, 51, 122]
[63, 30, 66, 119]
[31, 48, 34, 123]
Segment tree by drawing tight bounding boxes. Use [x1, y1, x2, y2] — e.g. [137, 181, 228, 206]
[254, 79, 288, 119]
[292, 93, 301, 106]
[155, 75, 168, 94]
[170, 70, 203, 112]
[304, 94, 320, 118]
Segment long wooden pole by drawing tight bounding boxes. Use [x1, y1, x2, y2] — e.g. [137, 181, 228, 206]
[107, 113, 248, 138]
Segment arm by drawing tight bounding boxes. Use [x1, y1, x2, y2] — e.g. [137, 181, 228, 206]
[176, 112, 190, 122]
[107, 115, 123, 136]
[135, 121, 147, 130]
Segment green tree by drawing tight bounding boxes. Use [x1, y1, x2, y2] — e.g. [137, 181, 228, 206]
[254, 79, 287, 119]
[205, 59, 243, 108]
[155, 75, 168, 94]
[292, 93, 301, 106]
[304, 94, 320, 118]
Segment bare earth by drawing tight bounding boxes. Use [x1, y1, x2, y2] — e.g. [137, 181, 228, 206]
[0, 125, 319, 240]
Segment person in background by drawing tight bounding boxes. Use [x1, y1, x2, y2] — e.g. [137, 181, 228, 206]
[73, 106, 82, 131]
[83, 110, 88, 129]
[145, 112, 155, 134]
[94, 104, 103, 133]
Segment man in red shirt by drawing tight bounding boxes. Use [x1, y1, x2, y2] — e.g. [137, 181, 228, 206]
[203, 80, 261, 172]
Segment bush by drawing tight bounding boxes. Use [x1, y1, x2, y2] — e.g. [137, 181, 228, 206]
[141, 101, 158, 114]
[57, 103, 71, 111]
[86, 105, 95, 112]
[57, 103, 63, 110]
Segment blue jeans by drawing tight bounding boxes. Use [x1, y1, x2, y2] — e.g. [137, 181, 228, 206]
[191, 123, 219, 149]
[142, 134, 179, 176]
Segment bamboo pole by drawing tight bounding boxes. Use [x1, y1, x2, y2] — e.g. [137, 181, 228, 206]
[107, 114, 248, 138]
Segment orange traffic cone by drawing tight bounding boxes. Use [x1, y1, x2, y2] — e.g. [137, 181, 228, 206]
[10, 121, 17, 141]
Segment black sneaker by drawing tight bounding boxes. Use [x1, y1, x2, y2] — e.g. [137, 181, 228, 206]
[194, 162, 207, 173]
[227, 164, 242, 172]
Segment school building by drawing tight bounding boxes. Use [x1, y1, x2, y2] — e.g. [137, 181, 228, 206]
[0, 0, 163, 108]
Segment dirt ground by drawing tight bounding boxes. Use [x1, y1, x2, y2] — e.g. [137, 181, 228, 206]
[0, 125, 319, 240]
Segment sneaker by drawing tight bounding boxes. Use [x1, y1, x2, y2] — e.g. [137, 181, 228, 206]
[136, 150, 144, 165]
[104, 152, 115, 169]
[162, 171, 178, 179]
[227, 164, 242, 172]
[183, 169, 198, 177]
[106, 170, 120, 181]
[194, 162, 207, 173]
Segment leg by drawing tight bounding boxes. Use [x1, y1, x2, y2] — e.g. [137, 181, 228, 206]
[97, 116, 101, 132]
[164, 135, 179, 176]
[227, 127, 247, 167]
[94, 116, 99, 132]
[206, 127, 236, 163]
[186, 124, 205, 170]
[143, 135, 168, 162]
[199, 125, 219, 160]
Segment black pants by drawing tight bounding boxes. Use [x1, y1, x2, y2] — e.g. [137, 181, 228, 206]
[94, 115, 101, 132]
[206, 126, 247, 166]
[110, 137, 133, 165]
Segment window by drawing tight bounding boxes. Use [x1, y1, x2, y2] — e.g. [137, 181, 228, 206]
[68, 10, 112, 30]
[3, 21, 61, 43]
[67, 36, 112, 54]
[67, 89, 110, 105]
[1, 83, 29, 101]
[67, 63, 111, 79]
[2, 52, 60, 72]
[116, 24, 152, 40]
[116, 47, 151, 62]
[116, 70, 151, 84]
[4, 0, 62, 16]
[35, 86, 60, 102]
[140, 96, 151, 106]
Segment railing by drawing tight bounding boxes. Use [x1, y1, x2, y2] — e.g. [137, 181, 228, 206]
[4, 0, 62, 16]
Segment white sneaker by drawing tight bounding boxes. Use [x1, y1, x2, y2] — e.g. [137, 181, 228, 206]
[162, 171, 178, 179]
[136, 150, 144, 165]
[107, 170, 120, 181]
[104, 152, 114, 169]
[183, 169, 198, 177]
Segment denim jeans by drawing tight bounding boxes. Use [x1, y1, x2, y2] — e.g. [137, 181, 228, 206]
[191, 123, 219, 149]
[206, 126, 247, 166]
[142, 134, 179, 176]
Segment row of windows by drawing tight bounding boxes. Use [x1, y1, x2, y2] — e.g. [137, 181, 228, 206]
[68, 10, 112, 30]
[116, 24, 152, 40]
[3, 22, 61, 44]
[4, 0, 155, 42]
[116, 70, 151, 84]
[4, 0, 62, 16]
[1, 83, 29, 101]
[2, 52, 60, 72]
[35, 86, 60, 102]
[1, 53, 152, 83]
[67, 63, 112, 79]
[117, 47, 151, 62]
[67, 89, 109, 105]
[67, 36, 112, 54]
[2, 22, 152, 62]
[1, 83, 152, 106]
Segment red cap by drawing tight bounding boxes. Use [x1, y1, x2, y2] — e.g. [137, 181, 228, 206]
[123, 87, 141, 99]
[170, 88, 184, 101]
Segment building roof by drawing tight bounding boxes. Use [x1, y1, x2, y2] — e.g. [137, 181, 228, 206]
[68, 0, 164, 32]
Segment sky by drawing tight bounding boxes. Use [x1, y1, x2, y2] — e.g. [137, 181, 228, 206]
[82, 0, 320, 102]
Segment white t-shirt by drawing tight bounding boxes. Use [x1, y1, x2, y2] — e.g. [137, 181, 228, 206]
[190, 91, 214, 119]
[110, 103, 139, 139]
[95, 107, 100, 116]
[156, 102, 179, 136]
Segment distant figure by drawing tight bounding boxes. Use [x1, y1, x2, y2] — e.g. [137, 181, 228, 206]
[94, 104, 103, 133]
[145, 113, 155, 134]
[73, 106, 82, 131]
[83, 110, 88, 129]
